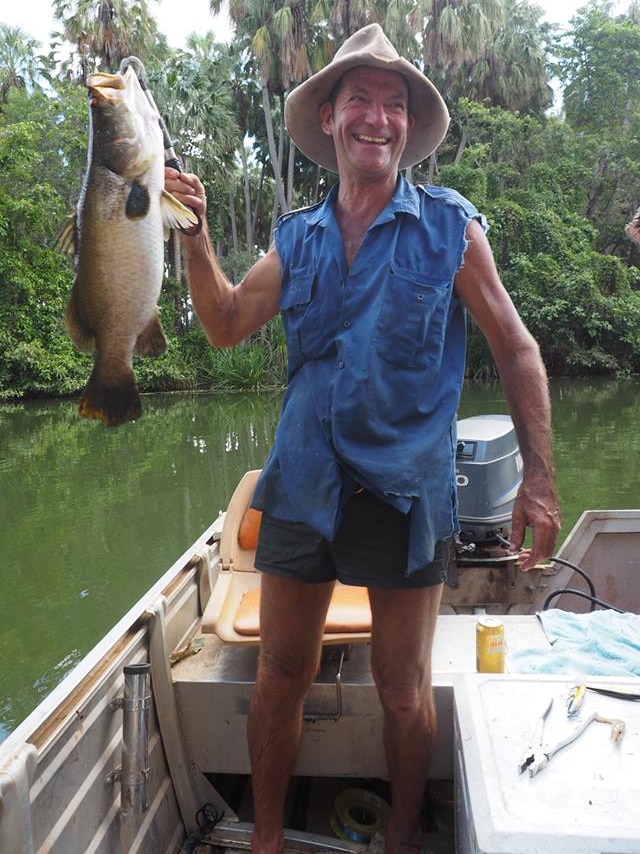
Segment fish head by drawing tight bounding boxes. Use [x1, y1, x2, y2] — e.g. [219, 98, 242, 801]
[86, 67, 163, 180]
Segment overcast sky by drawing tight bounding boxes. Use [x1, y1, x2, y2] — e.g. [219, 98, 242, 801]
[1, 0, 600, 53]
[1, 0, 234, 50]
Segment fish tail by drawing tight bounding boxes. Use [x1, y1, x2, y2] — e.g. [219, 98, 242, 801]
[79, 368, 141, 427]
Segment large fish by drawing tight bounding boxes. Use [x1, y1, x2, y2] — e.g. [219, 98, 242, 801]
[58, 66, 197, 426]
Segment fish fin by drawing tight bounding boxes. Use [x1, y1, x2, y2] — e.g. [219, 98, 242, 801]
[56, 213, 78, 255]
[78, 368, 141, 427]
[125, 180, 151, 220]
[135, 311, 167, 357]
[65, 289, 96, 353]
[161, 189, 199, 232]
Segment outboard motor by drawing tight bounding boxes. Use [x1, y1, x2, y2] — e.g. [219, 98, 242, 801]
[455, 414, 522, 558]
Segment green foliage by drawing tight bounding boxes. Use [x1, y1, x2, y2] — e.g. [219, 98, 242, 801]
[438, 96, 640, 379]
[198, 318, 287, 392]
[0, 85, 89, 399]
[4, 0, 640, 401]
[555, 3, 640, 252]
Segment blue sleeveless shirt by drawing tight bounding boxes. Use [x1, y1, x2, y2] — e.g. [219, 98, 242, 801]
[251, 175, 486, 575]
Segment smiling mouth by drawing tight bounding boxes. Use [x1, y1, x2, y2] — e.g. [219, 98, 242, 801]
[354, 133, 388, 145]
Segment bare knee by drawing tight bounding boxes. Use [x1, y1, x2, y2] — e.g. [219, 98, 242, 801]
[371, 659, 434, 722]
[254, 643, 321, 707]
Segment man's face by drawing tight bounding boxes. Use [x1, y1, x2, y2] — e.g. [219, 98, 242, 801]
[319, 66, 415, 180]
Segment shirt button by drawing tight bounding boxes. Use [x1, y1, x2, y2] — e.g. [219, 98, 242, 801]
[338, 360, 345, 369]
[343, 320, 351, 328]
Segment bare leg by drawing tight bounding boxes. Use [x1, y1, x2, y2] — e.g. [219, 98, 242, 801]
[368, 583, 443, 854]
[247, 574, 335, 854]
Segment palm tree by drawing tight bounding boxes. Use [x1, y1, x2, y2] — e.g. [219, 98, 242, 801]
[51, 0, 165, 78]
[210, 0, 432, 212]
[150, 37, 241, 282]
[0, 26, 49, 100]
[421, 0, 504, 80]
[209, 0, 336, 214]
[417, 0, 550, 178]
[463, 0, 552, 112]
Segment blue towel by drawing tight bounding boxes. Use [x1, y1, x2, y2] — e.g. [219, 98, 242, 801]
[508, 609, 640, 677]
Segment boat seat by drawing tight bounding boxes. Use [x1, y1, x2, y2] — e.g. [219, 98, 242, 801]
[201, 469, 372, 644]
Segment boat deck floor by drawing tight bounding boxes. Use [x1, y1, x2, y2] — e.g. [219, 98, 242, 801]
[176, 616, 549, 854]
[195, 773, 455, 854]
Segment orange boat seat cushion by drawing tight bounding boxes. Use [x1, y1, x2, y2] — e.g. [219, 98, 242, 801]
[233, 582, 372, 637]
[227, 501, 372, 637]
[238, 507, 262, 551]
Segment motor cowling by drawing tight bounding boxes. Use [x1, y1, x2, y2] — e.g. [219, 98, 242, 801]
[455, 414, 522, 552]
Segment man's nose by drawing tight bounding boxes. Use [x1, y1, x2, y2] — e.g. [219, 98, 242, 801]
[364, 100, 386, 125]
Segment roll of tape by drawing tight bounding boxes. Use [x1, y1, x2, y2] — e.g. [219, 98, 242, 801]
[330, 788, 390, 844]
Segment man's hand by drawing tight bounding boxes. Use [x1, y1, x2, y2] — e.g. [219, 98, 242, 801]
[510, 472, 561, 570]
[164, 167, 207, 221]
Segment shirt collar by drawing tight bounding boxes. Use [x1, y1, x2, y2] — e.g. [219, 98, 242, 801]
[305, 175, 421, 228]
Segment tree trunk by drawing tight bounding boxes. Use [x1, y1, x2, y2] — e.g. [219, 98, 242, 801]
[251, 163, 266, 247]
[228, 185, 239, 254]
[585, 153, 611, 220]
[287, 137, 296, 210]
[262, 81, 288, 214]
[277, 98, 286, 206]
[228, 183, 239, 282]
[428, 151, 437, 183]
[454, 128, 467, 165]
[241, 144, 253, 253]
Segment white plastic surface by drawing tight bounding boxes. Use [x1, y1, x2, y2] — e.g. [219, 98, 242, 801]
[454, 673, 640, 853]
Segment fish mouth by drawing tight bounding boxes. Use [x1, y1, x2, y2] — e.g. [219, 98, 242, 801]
[87, 71, 128, 103]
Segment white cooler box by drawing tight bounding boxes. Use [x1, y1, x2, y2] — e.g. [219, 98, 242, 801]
[454, 673, 640, 853]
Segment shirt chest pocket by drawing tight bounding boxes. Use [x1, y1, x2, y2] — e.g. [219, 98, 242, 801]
[281, 271, 336, 365]
[373, 269, 451, 370]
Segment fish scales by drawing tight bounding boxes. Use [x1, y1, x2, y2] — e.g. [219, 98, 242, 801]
[59, 66, 197, 427]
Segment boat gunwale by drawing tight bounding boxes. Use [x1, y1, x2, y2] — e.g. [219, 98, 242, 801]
[0, 515, 223, 758]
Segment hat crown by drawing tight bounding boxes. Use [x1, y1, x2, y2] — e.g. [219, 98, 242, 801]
[334, 23, 400, 64]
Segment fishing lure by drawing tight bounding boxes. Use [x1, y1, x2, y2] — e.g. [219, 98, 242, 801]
[566, 684, 587, 717]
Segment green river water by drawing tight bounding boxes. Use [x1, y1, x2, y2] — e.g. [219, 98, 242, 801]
[1, 377, 639, 743]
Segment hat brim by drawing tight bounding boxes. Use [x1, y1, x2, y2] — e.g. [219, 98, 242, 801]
[284, 55, 450, 173]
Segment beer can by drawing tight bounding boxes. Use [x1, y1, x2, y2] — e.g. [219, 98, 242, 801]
[476, 616, 506, 673]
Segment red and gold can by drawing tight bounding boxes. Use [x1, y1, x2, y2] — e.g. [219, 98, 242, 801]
[476, 616, 506, 673]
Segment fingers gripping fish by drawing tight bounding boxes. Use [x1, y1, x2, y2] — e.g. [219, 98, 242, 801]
[58, 65, 197, 426]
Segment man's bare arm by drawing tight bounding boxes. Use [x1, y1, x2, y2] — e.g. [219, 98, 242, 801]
[165, 168, 282, 346]
[455, 218, 561, 569]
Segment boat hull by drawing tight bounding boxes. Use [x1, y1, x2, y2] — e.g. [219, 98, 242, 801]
[2, 509, 639, 853]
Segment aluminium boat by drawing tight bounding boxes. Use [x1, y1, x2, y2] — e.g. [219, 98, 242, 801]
[1, 415, 639, 854]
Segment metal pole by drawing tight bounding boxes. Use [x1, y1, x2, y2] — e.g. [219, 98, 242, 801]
[120, 663, 151, 815]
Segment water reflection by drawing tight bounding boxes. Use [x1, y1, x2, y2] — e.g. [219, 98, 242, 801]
[0, 392, 281, 741]
[1, 378, 639, 742]
[459, 377, 640, 538]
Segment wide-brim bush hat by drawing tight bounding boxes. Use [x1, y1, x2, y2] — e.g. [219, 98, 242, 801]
[284, 23, 450, 173]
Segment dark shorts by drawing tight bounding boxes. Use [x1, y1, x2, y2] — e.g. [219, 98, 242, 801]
[254, 489, 450, 589]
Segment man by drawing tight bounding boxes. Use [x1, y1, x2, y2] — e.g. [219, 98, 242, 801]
[165, 24, 561, 854]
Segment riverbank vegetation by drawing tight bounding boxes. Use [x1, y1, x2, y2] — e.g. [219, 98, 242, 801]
[2, 0, 640, 400]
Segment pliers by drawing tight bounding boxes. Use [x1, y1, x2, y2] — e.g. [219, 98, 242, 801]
[518, 696, 553, 776]
[519, 694, 626, 778]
